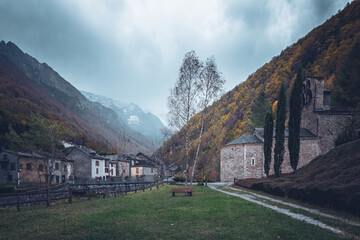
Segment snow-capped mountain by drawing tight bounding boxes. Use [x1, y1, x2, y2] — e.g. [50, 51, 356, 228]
[81, 91, 165, 145]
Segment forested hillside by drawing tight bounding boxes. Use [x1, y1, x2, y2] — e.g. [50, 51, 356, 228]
[156, 1, 360, 179]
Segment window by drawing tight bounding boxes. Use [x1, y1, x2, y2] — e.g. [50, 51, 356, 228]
[64, 165, 67, 171]
[151, 168, 153, 173]
[105, 168, 109, 173]
[95, 161, 99, 166]
[10, 162, 16, 171]
[56, 175, 59, 184]
[96, 168, 99, 174]
[55, 163, 59, 170]
[123, 169, 126, 174]
[26, 163, 32, 170]
[38, 164, 44, 171]
[251, 158, 255, 166]
[136, 168, 139, 174]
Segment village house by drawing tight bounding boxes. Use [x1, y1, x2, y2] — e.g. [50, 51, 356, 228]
[106, 154, 132, 179]
[64, 146, 109, 182]
[131, 153, 158, 180]
[0, 149, 74, 186]
[220, 77, 352, 182]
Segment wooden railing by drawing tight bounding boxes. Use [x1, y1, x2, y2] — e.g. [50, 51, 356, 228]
[0, 180, 165, 211]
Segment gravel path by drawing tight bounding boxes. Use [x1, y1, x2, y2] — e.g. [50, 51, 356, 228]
[208, 183, 360, 236]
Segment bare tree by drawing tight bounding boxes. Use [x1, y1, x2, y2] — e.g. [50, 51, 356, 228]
[190, 56, 225, 186]
[167, 50, 202, 188]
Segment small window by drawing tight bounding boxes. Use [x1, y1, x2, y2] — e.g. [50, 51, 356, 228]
[39, 164, 44, 171]
[26, 163, 32, 170]
[96, 168, 99, 174]
[64, 165, 67, 171]
[251, 158, 255, 166]
[96, 161, 99, 166]
[105, 168, 109, 173]
[136, 168, 139, 174]
[10, 162, 16, 171]
[151, 168, 153, 173]
[56, 175, 60, 184]
[55, 163, 59, 170]
[123, 169, 126, 174]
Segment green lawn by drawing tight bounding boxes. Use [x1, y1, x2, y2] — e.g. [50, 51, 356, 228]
[0, 185, 350, 240]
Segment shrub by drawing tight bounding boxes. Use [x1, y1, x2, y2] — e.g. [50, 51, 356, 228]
[173, 176, 185, 182]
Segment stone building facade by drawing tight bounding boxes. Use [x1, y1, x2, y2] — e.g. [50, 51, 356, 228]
[220, 77, 351, 182]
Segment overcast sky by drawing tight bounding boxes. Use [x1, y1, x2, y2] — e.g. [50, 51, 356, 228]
[0, 0, 351, 124]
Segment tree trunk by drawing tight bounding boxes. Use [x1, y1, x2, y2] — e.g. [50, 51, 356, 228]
[190, 111, 205, 186]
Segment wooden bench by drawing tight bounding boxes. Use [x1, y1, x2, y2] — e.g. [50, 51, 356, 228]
[171, 188, 194, 197]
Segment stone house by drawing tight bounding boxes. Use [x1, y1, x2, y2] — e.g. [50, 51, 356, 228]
[64, 146, 109, 182]
[220, 77, 351, 182]
[105, 154, 132, 179]
[0, 149, 74, 186]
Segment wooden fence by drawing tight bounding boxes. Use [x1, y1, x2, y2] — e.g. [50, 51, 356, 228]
[0, 180, 164, 211]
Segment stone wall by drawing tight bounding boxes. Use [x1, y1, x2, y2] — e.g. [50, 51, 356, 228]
[220, 137, 319, 182]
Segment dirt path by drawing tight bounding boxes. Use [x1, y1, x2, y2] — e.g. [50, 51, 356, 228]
[208, 183, 360, 237]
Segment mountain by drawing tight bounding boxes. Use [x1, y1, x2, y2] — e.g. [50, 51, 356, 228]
[156, 1, 360, 177]
[81, 91, 165, 145]
[0, 41, 156, 154]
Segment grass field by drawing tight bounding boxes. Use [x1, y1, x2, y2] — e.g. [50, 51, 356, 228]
[0, 185, 353, 239]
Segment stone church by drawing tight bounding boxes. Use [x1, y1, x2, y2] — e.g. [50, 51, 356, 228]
[220, 77, 351, 182]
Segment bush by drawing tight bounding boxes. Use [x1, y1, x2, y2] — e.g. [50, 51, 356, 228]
[173, 176, 185, 182]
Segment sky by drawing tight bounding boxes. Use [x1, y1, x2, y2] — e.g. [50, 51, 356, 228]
[0, 0, 351, 125]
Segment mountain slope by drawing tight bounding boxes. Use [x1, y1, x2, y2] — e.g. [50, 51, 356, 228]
[156, 0, 360, 177]
[0, 41, 156, 154]
[0, 54, 108, 149]
[81, 91, 165, 145]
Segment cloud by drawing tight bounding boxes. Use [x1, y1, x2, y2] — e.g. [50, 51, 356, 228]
[0, 0, 351, 124]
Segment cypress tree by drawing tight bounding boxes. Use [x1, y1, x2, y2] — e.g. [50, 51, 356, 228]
[263, 111, 273, 177]
[289, 68, 303, 172]
[250, 90, 271, 128]
[274, 83, 286, 177]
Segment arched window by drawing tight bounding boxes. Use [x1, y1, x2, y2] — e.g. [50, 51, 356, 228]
[251, 158, 255, 166]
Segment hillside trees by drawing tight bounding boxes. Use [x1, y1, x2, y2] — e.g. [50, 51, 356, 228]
[274, 83, 286, 177]
[168, 51, 202, 188]
[6, 114, 65, 186]
[288, 68, 303, 172]
[263, 111, 274, 177]
[190, 56, 225, 186]
[250, 91, 271, 128]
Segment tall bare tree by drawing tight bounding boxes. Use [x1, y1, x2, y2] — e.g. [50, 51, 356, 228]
[168, 50, 202, 188]
[190, 56, 224, 186]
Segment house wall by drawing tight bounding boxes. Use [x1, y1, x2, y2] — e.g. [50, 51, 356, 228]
[19, 157, 47, 185]
[91, 159, 105, 179]
[66, 149, 91, 182]
[220, 138, 319, 181]
[131, 166, 143, 178]
[268, 138, 319, 175]
[117, 161, 130, 178]
[143, 167, 157, 176]
[0, 151, 18, 184]
[220, 144, 245, 182]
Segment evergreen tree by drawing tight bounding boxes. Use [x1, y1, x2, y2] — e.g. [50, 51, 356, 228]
[250, 90, 271, 128]
[288, 67, 303, 172]
[274, 83, 286, 177]
[263, 111, 273, 177]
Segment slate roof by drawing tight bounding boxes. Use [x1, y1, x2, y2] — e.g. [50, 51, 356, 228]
[254, 128, 317, 138]
[225, 135, 262, 146]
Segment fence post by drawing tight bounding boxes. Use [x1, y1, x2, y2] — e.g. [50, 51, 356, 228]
[69, 188, 72, 204]
[114, 186, 117, 197]
[142, 184, 145, 192]
[135, 184, 137, 193]
[46, 186, 51, 207]
[16, 192, 20, 212]
[125, 183, 128, 195]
